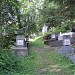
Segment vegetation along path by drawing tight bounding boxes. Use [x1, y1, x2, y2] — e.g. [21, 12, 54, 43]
[28, 37, 75, 75]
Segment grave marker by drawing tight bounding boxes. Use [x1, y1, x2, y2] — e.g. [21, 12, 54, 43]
[63, 35, 71, 46]
[58, 35, 74, 54]
[12, 35, 28, 57]
[16, 35, 24, 46]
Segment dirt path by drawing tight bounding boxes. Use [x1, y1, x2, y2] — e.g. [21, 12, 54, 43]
[30, 45, 73, 75]
[31, 46, 65, 75]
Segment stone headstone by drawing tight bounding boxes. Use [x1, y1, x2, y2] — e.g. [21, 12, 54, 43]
[51, 33, 58, 40]
[12, 35, 28, 57]
[42, 25, 48, 35]
[58, 32, 75, 44]
[63, 35, 71, 46]
[16, 35, 24, 47]
[51, 34, 56, 39]
[58, 35, 73, 54]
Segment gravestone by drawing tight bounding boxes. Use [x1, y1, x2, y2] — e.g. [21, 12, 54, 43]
[58, 32, 75, 44]
[42, 25, 48, 35]
[58, 35, 74, 54]
[16, 35, 25, 47]
[12, 35, 28, 57]
[63, 35, 71, 46]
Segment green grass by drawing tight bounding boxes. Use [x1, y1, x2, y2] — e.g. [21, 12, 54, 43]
[1, 36, 75, 75]
[30, 36, 45, 47]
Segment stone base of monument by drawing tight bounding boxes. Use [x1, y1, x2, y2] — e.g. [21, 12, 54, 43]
[58, 46, 74, 54]
[12, 46, 28, 57]
[49, 40, 62, 47]
[71, 37, 75, 44]
[68, 54, 75, 64]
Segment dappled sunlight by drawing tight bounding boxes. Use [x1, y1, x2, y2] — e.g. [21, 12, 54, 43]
[29, 36, 42, 42]
[50, 64, 61, 72]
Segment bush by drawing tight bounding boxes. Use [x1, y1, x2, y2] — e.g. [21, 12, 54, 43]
[0, 48, 22, 75]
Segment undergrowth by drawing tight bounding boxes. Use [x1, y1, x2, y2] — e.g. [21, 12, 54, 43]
[0, 37, 75, 75]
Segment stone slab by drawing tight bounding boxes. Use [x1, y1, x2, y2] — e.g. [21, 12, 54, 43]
[49, 40, 62, 47]
[58, 46, 74, 54]
[68, 55, 75, 64]
[12, 46, 27, 50]
[12, 46, 28, 57]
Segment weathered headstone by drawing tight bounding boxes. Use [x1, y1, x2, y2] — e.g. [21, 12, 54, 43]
[12, 35, 28, 57]
[16, 35, 25, 47]
[42, 25, 48, 35]
[51, 33, 58, 40]
[63, 35, 71, 46]
[58, 35, 74, 54]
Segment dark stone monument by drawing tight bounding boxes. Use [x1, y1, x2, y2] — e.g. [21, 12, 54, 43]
[12, 35, 28, 57]
[49, 33, 63, 47]
[25, 35, 29, 48]
[72, 26, 75, 32]
[49, 40, 62, 47]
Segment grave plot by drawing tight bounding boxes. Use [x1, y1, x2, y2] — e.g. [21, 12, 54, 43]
[58, 35, 75, 64]
[58, 32, 75, 45]
[44, 33, 62, 47]
[49, 32, 75, 47]
[11, 35, 28, 57]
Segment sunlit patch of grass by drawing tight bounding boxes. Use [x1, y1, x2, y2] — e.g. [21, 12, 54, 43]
[30, 36, 45, 48]
[30, 36, 42, 41]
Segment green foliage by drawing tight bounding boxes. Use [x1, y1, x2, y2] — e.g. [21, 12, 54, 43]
[1, 37, 75, 75]
[0, 48, 22, 75]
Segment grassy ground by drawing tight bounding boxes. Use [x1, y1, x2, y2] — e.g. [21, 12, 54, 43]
[28, 37, 75, 75]
[1, 37, 75, 75]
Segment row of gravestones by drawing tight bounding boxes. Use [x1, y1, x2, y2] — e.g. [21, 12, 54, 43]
[44, 32, 75, 64]
[44, 32, 75, 47]
[11, 35, 29, 57]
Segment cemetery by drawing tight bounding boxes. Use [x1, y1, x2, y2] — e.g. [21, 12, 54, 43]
[1, 0, 75, 75]
[43, 32, 75, 63]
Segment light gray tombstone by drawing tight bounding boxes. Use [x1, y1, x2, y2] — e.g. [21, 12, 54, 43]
[12, 35, 28, 57]
[16, 35, 25, 47]
[58, 35, 74, 54]
[51, 33, 58, 40]
[42, 25, 48, 35]
[51, 34, 56, 39]
[63, 35, 71, 46]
